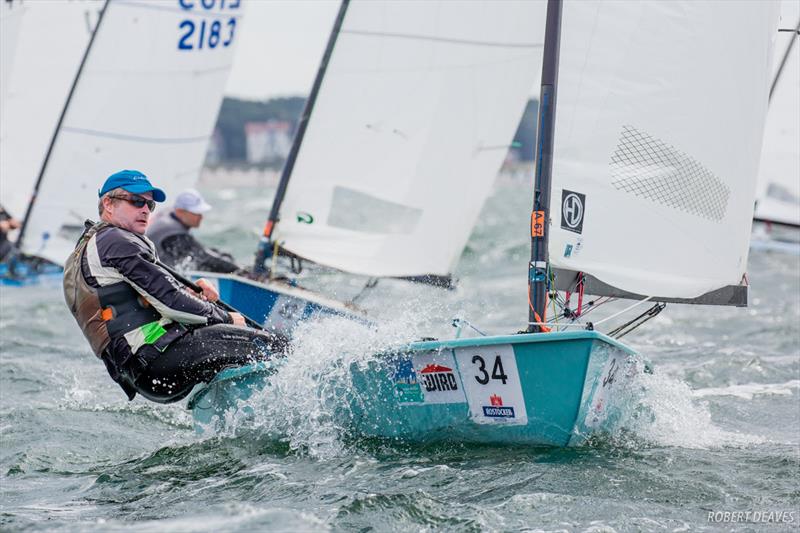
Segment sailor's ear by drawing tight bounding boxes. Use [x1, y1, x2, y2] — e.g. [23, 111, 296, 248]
[101, 195, 116, 214]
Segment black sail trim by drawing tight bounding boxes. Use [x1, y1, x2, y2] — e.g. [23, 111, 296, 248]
[552, 268, 748, 307]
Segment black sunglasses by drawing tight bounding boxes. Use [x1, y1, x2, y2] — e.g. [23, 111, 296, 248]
[109, 194, 156, 212]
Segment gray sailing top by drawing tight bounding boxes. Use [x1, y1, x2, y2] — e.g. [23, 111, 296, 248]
[146, 212, 238, 273]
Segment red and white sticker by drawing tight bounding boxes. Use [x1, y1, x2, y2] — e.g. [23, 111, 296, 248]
[454, 344, 527, 425]
[412, 350, 466, 404]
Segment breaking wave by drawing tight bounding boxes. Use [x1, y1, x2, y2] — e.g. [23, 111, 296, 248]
[601, 364, 767, 449]
[204, 310, 430, 458]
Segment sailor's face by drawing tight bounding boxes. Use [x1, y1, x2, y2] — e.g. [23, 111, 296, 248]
[184, 211, 202, 228]
[108, 191, 154, 234]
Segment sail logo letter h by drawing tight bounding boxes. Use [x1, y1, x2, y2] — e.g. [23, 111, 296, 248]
[561, 190, 586, 234]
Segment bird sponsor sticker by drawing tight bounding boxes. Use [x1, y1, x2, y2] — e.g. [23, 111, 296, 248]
[393, 350, 466, 405]
[454, 344, 527, 425]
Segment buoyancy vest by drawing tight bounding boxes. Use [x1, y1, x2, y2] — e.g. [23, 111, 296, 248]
[63, 221, 161, 357]
[146, 212, 188, 256]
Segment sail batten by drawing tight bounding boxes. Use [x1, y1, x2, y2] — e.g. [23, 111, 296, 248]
[340, 29, 543, 49]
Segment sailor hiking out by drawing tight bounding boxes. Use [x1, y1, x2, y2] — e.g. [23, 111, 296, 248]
[63, 170, 286, 403]
[146, 189, 240, 274]
[0, 205, 21, 262]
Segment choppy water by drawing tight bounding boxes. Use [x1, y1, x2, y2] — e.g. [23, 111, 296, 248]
[1, 181, 798, 532]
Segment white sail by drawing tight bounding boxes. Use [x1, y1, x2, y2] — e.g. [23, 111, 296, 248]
[274, 0, 545, 278]
[0, 0, 99, 222]
[0, 0, 26, 115]
[755, 0, 800, 228]
[19, 0, 243, 265]
[549, 0, 779, 300]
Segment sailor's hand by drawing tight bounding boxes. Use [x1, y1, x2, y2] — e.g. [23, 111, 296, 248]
[229, 312, 246, 327]
[195, 278, 219, 303]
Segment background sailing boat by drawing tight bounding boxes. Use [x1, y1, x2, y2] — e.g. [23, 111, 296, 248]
[753, 0, 800, 251]
[190, 0, 547, 334]
[1, 0, 98, 240]
[0, 0, 243, 279]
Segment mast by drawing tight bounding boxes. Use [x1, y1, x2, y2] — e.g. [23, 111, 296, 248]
[15, 0, 109, 252]
[527, 0, 562, 333]
[253, 0, 351, 274]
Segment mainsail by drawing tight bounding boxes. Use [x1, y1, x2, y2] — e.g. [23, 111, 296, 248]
[0, 0, 26, 115]
[548, 0, 779, 304]
[268, 0, 545, 279]
[754, 0, 800, 229]
[1, 0, 99, 224]
[13, 0, 243, 265]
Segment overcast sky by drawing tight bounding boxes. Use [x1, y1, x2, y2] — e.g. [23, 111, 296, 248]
[224, 1, 340, 100]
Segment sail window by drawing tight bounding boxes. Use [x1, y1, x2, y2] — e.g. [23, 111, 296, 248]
[327, 186, 422, 235]
[610, 125, 730, 222]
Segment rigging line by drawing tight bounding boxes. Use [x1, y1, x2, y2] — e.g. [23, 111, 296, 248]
[578, 297, 614, 318]
[608, 303, 666, 338]
[527, 321, 586, 328]
[591, 297, 653, 326]
[348, 278, 379, 305]
[452, 318, 487, 337]
[341, 29, 542, 49]
[770, 16, 800, 101]
[564, 298, 610, 323]
[60, 127, 209, 144]
[16, 0, 110, 252]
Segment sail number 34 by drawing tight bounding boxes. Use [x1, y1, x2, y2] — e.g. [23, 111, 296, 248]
[178, 0, 240, 51]
[471, 355, 509, 385]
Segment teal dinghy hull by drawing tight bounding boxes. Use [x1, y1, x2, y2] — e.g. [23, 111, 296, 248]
[188, 330, 640, 447]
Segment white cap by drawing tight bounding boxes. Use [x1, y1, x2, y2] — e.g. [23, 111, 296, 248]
[174, 189, 212, 214]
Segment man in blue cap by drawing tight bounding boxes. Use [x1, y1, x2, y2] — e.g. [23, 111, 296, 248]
[62, 170, 286, 403]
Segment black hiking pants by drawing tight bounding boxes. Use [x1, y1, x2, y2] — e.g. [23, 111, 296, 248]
[128, 324, 288, 403]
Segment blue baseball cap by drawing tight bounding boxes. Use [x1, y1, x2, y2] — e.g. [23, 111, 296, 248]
[98, 170, 166, 202]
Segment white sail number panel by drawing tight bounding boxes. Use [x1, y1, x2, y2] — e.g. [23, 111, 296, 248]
[455, 345, 527, 426]
[393, 345, 527, 426]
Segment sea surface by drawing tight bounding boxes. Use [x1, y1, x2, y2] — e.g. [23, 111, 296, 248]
[1, 180, 798, 532]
